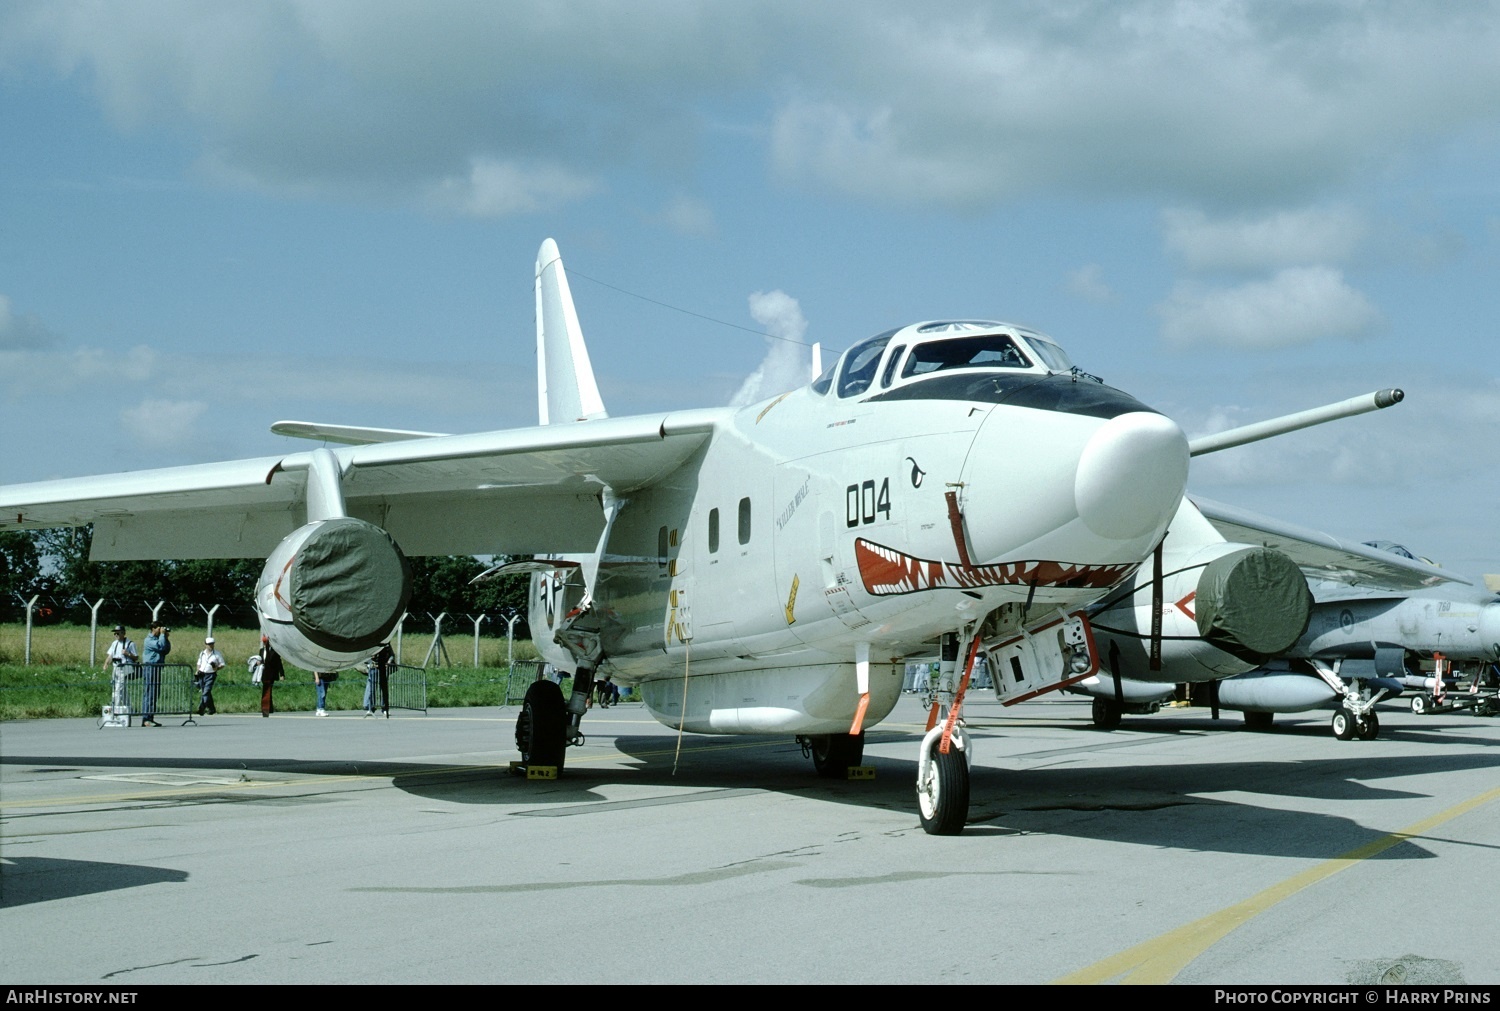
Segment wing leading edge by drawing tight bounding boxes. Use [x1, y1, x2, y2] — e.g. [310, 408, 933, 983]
[1, 411, 720, 560]
[1191, 496, 1465, 590]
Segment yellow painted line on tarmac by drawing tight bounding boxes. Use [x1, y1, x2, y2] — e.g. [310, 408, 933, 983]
[1054, 783, 1500, 985]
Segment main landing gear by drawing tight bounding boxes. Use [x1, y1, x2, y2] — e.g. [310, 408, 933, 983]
[1312, 662, 1389, 741]
[515, 679, 568, 771]
[799, 732, 866, 778]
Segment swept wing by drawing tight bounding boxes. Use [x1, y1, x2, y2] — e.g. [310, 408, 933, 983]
[1191, 495, 1464, 591]
[0, 411, 718, 559]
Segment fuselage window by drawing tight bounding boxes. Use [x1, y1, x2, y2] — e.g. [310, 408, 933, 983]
[738, 497, 751, 545]
[838, 334, 893, 398]
[879, 344, 906, 388]
[708, 508, 720, 553]
[902, 333, 1030, 378]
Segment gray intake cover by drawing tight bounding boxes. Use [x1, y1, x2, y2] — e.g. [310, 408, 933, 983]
[1195, 547, 1313, 662]
[289, 518, 412, 652]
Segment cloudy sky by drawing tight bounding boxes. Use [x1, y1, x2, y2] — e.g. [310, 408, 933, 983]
[2, 1, 1496, 577]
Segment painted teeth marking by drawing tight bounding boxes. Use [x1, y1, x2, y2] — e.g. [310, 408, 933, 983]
[854, 538, 1137, 597]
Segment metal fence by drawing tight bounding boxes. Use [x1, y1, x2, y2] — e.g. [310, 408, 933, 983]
[100, 662, 198, 726]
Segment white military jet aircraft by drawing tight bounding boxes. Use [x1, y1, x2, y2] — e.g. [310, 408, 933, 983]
[0, 239, 1440, 833]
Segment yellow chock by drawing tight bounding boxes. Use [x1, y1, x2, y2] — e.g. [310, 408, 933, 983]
[526, 765, 558, 780]
[848, 766, 876, 780]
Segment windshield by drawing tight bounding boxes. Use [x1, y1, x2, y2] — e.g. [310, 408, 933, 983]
[838, 334, 893, 397]
[1022, 335, 1073, 372]
[901, 334, 1030, 378]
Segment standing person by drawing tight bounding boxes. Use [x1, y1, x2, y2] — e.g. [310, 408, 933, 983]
[363, 643, 393, 716]
[102, 625, 138, 715]
[257, 636, 284, 717]
[140, 622, 170, 727]
[313, 671, 337, 716]
[194, 637, 226, 716]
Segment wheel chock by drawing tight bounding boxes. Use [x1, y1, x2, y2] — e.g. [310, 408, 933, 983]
[508, 762, 559, 780]
[848, 766, 876, 780]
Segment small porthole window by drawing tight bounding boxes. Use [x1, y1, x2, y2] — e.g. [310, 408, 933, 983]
[709, 508, 720, 553]
[738, 497, 751, 545]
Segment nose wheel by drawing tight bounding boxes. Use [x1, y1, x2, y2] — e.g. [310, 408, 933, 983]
[916, 726, 969, 835]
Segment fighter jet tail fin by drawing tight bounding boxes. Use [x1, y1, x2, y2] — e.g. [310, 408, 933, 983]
[535, 238, 608, 426]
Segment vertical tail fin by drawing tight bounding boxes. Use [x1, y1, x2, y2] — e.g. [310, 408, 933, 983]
[535, 238, 607, 426]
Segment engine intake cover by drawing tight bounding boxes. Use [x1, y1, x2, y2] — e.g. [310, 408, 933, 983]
[1195, 547, 1312, 661]
[288, 518, 412, 652]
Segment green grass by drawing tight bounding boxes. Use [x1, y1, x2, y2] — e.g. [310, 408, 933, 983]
[0, 622, 600, 720]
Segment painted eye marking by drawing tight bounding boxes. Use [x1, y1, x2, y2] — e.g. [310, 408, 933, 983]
[906, 457, 925, 488]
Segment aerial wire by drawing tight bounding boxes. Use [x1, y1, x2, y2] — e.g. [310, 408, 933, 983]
[564, 266, 816, 348]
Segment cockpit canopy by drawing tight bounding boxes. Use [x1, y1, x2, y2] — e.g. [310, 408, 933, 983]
[812, 320, 1077, 398]
[808, 319, 1151, 420]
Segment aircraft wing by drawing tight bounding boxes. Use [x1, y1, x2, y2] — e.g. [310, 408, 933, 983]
[1190, 496, 1467, 590]
[0, 411, 720, 559]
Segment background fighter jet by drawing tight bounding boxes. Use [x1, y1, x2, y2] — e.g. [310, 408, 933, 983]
[0, 240, 1450, 833]
[1069, 541, 1498, 738]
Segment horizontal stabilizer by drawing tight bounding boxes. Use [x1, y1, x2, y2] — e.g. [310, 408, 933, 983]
[272, 421, 449, 445]
[1191, 496, 1466, 590]
[470, 558, 581, 584]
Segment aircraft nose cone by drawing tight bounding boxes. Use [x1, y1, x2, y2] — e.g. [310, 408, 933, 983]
[1074, 412, 1189, 540]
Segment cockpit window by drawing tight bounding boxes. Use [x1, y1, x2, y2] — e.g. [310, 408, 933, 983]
[901, 334, 1030, 378]
[810, 359, 836, 395]
[879, 344, 906, 388]
[838, 334, 893, 398]
[1021, 335, 1073, 372]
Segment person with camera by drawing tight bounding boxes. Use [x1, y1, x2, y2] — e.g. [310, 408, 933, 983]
[140, 622, 171, 727]
[102, 624, 138, 715]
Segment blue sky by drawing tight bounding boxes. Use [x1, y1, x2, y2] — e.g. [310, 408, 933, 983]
[2, 1, 1497, 578]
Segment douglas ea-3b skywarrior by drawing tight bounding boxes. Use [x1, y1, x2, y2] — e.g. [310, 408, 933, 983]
[0, 239, 1463, 834]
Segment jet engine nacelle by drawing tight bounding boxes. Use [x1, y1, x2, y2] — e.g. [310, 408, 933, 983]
[1089, 544, 1312, 684]
[255, 517, 413, 673]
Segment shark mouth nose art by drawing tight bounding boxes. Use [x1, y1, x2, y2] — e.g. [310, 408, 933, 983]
[855, 538, 1137, 596]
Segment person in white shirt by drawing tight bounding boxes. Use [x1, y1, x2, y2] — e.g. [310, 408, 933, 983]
[194, 637, 226, 716]
[103, 625, 138, 712]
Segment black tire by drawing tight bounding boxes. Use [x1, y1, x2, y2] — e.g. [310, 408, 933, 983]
[1410, 694, 1428, 715]
[516, 679, 567, 771]
[1243, 710, 1275, 731]
[1331, 706, 1355, 741]
[1091, 697, 1122, 730]
[810, 732, 865, 778]
[916, 740, 969, 835]
[1356, 711, 1381, 741]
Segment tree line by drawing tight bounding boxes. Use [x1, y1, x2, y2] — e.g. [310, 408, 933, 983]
[0, 527, 529, 634]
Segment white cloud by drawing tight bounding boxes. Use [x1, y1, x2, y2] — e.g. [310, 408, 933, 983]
[1066, 264, 1113, 303]
[655, 195, 717, 238]
[10, 3, 1500, 211]
[729, 290, 809, 407]
[1162, 207, 1369, 271]
[1158, 267, 1382, 349]
[0, 295, 63, 349]
[425, 158, 599, 218]
[120, 398, 208, 449]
